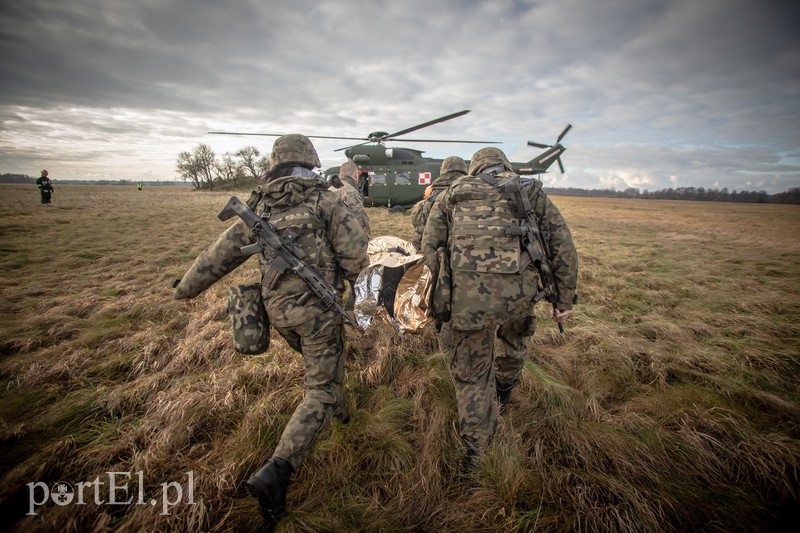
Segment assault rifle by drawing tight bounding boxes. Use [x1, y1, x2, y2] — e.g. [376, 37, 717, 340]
[218, 196, 363, 332]
[479, 173, 565, 333]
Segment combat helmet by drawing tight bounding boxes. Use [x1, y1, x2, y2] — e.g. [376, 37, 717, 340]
[468, 147, 513, 176]
[440, 156, 467, 175]
[269, 134, 321, 169]
[41, 169, 48, 177]
[339, 159, 358, 180]
[336, 159, 358, 187]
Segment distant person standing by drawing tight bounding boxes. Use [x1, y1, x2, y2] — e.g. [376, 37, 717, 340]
[137, 181, 143, 191]
[36, 170, 54, 204]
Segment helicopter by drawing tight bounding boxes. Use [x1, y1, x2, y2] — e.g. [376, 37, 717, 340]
[209, 110, 571, 212]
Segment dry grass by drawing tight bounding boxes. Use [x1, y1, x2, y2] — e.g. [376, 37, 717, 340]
[0, 184, 798, 531]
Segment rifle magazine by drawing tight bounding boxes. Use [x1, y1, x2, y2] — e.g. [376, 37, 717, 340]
[261, 264, 282, 290]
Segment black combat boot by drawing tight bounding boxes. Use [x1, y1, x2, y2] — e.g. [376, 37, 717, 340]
[333, 407, 350, 425]
[496, 380, 516, 413]
[462, 440, 481, 474]
[246, 457, 293, 530]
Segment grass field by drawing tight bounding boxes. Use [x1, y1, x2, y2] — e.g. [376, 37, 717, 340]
[1, 184, 798, 532]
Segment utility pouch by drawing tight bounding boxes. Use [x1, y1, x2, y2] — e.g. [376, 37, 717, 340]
[228, 284, 270, 355]
[430, 247, 452, 323]
[515, 314, 537, 337]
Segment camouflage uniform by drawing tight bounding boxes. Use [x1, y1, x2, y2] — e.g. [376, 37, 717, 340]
[409, 156, 467, 250]
[329, 159, 370, 240]
[421, 147, 578, 456]
[174, 134, 368, 528]
[255, 169, 368, 468]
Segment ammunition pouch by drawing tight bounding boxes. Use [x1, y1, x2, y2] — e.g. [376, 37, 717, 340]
[514, 314, 537, 337]
[430, 247, 452, 323]
[228, 284, 270, 355]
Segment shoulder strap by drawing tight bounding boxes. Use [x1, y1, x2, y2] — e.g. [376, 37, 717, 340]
[246, 189, 263, 210]
[477, 172, 524, 219]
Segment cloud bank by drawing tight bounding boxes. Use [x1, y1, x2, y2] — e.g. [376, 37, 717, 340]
[1, 0, 798, 192]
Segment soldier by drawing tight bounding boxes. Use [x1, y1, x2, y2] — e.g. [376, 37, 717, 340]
[174, 134, 369, 529]
[36, 170, 54, 204]
[244, 135, 368, 529]
[421, 147, 578, 469]
[410, 156, 468, 351]
[329, 159, 370, 239]
[409, 156, 467, 250]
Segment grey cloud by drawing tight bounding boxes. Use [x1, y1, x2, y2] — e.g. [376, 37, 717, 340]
[0, 0, 797, 192]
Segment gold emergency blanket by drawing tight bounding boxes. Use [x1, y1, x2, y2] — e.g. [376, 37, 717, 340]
[355, 236, 432, 332]
[393, 260, 432, 332]
[367, 235, 417, 264]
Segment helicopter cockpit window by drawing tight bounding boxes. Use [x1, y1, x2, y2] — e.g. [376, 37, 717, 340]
[371, 173, 386, 186]
[395, 172, 411, 185]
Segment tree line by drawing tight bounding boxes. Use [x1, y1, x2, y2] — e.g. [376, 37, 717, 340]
[5, 159, 799, 204]
[0, 174, 186, 186]
[174, 144, 268, 190]
[544, 186, 800, 204]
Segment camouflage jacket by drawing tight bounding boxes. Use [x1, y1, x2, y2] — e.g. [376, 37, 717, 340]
[257, 173, 369, 327]
[421, 172, 578, 329]
[329, 180, 371, 240]
[409, 170, 463, 250]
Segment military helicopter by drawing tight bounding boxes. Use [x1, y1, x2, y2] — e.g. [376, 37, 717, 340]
[209, 111, 571, 212]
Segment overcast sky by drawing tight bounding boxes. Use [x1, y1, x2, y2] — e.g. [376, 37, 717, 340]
[1, 0, 798, 192]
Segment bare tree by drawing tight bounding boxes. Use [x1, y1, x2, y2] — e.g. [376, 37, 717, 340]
[175, 144, 217, 190]
[256, 155, 270, 177]
[194, 143, 217, 190]
[176, 151, 202, 189]
[215, 153, 245, 187]
[236, 146, 262, 179]
[176, 143, 274, 190]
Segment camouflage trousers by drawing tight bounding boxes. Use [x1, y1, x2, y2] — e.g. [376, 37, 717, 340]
[271, 309, 345, 471]
[444, 314, 533, 450]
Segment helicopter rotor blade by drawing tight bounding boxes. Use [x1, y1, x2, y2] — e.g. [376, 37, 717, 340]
[558, 157, 565, 173]
[527, 141, 550, 149]
[305, 134, 368, 141]
[386, 138, 502, 144]
[208, 131, 283, 137]
[334, 140, 373, 152]
[381, 110, 471, 140]
[211, 109, 476, 149]
[208, 131, 369, 141]
[556, 124, 573, 143]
